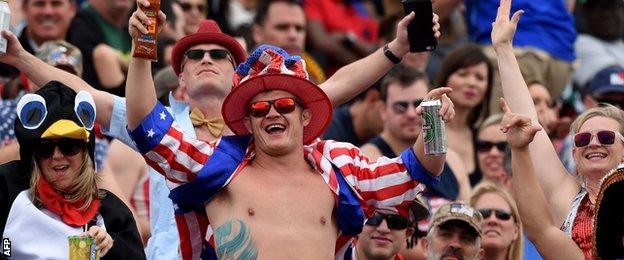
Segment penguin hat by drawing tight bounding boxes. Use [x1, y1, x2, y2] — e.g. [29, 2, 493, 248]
[15, 81, 97, 170]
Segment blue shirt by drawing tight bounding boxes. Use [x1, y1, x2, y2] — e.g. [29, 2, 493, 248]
[465, 0, 576, 62]
[102, 94, 187, 260]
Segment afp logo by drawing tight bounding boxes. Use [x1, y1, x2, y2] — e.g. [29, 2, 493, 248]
[2, 238, 9, 257]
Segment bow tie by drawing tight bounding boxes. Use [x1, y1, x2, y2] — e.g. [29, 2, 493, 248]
[189, 107, 225, 138]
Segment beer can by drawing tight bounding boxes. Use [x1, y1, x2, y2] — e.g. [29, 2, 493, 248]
[0, 0, 10, 54]
[421, 99, 446, 155]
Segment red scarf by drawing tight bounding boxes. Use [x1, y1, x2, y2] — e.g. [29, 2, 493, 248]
[36, 177, 101, 227]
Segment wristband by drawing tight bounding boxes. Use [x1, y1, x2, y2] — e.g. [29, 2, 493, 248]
[383, 44, 402, 64]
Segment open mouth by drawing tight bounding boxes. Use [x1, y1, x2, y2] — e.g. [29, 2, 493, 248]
[585, 152, 607, 160]
[52, 164, 70, 174]
[265, 123, 286, 135]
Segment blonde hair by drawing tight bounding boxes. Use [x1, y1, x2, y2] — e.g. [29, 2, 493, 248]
[478, 113, 504, 136]
[30, 151, 103, 212]
[470, 182, 523, 260]
[570, 104, 624, 136]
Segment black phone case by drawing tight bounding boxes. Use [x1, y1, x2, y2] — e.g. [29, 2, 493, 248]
[403, 0, 437, 52]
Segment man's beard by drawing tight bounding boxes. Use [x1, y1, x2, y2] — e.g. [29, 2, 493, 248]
[427, 245, 478, 260]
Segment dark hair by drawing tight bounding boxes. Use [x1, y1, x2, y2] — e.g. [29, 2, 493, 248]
[380, 65, 429, 102]
[254, 0, 303, 26]
[436, 44, 493, 128]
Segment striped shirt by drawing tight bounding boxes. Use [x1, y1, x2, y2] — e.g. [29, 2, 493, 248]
[129, 102, 439, 259]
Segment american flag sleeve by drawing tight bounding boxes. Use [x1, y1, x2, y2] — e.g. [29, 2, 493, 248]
[128, 102, 214, 184]
[324, 141, 439, 210]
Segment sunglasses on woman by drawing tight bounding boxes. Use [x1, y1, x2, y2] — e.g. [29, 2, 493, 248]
[475, 141, 507, 153]
[391, 99, 423, 114]
[573, 130, 624, 147]
[248, 97, 301, 118]
[35, 138, 87, 159]
[365, 212, 410, 230]
[477, 208, 512, 221]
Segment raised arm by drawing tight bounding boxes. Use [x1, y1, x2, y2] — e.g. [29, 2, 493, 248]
[0, 31, 115, 127]
[413, 87, 454, 175]
[500, 99, 583, 260]
[491, 0, 578, 225]
[319, 12, 440, 106]
[125, 0, 166, 130]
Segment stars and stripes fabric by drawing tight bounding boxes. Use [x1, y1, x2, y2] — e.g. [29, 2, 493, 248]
[233, 45, 308, 87]
[0, 92, 21, 147]
[129, 102, 439, 259]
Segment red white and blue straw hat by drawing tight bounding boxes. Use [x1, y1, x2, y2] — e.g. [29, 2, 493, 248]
[221, 45, 332, 144]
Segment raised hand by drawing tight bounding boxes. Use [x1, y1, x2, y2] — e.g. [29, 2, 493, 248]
[500, 98, 542, 149]
[128, 0, 167, 40]
[416, 87, 454, 122]
[491, 0, 523, 48]
[84, 225, 114, 257]
[390, 11, 441, 56]
[0, 30, 27, 66]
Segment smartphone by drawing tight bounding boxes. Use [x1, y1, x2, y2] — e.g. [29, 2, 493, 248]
[403, 0, 437, 52]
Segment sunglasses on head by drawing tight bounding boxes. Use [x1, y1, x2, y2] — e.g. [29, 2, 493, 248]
[478, 208, 512, 221]
[248, 97, 301, 118]
[475, 141, 507, 153]
[179, 2, 205, 12]
[365, 212, 410, 230]
[573, 130, 624, 147]
[35, 138, 87, 159]
[391, 99, 423, 114]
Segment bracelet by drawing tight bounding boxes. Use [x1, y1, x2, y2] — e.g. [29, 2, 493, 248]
[383, 44, 402, 64]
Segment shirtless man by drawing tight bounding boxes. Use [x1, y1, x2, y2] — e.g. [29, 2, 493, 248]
[125, 9, 453, 256]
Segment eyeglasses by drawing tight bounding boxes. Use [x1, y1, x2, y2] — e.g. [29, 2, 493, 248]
[573, 130, 624, 147]
[248, 98, 301, 118]
[478, 208, 512, 221]
[391, 99, 423, 114]
[365, 212, 410, 230]
[179, 2, 205, 12]
[35, 138, 87, 159]
[475, 141, 507, 153]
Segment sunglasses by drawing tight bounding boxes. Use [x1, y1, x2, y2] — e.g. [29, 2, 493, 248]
[391, 99, 423, 114]
[478, 208, 512, 221]
[35, 138, 87, 159]
[475, 141, 507, 153]
[573, 130, 624, 147]
[184, 49, 232, 62]
[248, 98, 301, 118]
[179, 2, 205, 12]
[365, 212, 410, 230]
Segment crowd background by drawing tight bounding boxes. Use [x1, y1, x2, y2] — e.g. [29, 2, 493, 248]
[0, 0, 623, 259]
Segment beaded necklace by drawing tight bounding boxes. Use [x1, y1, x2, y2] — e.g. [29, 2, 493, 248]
[571, 194, 594, 259]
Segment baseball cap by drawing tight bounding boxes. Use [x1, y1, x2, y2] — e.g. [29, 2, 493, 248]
[430, 202, 483, 236]
[586, 66, 624, 96]
[36, 40, 83, 76]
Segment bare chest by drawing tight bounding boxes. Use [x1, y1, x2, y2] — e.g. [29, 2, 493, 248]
[205, 167, 338, 258]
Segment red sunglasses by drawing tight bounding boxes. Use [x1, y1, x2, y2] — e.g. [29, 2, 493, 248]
[248, 97, 301, 118]
[573, 130, 624, 147]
